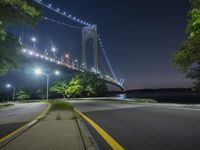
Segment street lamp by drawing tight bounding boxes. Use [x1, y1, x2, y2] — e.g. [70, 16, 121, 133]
[31, 37, 37, 49]
[6, 84, 15, 101]
[75, 59, 78, 67]
[65, 54, 70, 63]
[34, 68, 60, 100]
[52, 47, 56, 58]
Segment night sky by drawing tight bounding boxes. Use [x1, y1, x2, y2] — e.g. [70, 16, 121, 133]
[0, 0, 194, 90]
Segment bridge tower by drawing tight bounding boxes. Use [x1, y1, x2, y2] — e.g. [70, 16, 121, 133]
[82, 25, 98, 74]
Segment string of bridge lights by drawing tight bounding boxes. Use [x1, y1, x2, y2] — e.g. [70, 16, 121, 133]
[97, 35, 118, 81]
[21, 48, 120, 84]
[33, 0, 120, 84]
[34, 0, 92, 27]
[42, 16, 82, 30]
[22, 48, 80, 70]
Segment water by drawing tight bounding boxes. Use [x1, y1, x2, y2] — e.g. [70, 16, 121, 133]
[108, 91, 200, 104]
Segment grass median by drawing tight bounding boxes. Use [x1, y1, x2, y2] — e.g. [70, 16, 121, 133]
[131, 98, 158, 103]
[48, 100, 74, 111]
[0, 103, 14, 109]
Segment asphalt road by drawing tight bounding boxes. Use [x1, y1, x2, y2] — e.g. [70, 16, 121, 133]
[0, 102, 48, 139]
[73, 101, 200, 150]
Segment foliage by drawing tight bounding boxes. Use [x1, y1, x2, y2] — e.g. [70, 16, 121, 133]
[172, 0, 200, 89]
[0, 0, 41, 75]
[37, 88, 46, 99]
[50, 80, 69, 98]
[49, 100, 73, 111]
[66, 72, 107, 97]
[0, 34, 21, 75]
[50, 72, 107, 98]
[16, 89, 31, 101]
[0, 92, 9, 102]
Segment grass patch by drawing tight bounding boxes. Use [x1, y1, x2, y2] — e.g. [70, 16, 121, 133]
[0, 103, 14, 109]
[132, 98, 158, 103]
[49, 100, 74, 111]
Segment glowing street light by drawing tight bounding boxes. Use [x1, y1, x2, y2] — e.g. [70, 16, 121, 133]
[55, 70, 60, 75]
[34, 68, 42, 75]
[31, 37, 37, 49]
[65, 54, 69, 58]
[34, 68, 60, 100]
[65, 54, 70, 63]
[6, 84, 15, 101]
[52, 47, 56, 58]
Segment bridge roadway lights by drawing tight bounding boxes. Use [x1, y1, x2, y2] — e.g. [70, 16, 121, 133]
[22, 48, 124, 91]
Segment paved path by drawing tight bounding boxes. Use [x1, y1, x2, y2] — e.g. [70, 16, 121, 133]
[1, 110, 84, 150]
[0, 102, 48, 138]
[73, 101, 200, 150]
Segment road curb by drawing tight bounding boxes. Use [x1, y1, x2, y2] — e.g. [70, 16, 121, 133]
[76, 117, 100, 150]
[74, 109, 125, 150]
[0, 102, 50, 148]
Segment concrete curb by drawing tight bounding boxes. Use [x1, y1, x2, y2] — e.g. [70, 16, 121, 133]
[0, 102, 50, 148]
[76, 118, 100, 150]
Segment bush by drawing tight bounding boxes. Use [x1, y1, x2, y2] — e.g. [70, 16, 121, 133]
[49, 100, 74, 111]
[16, 89, 31, 101]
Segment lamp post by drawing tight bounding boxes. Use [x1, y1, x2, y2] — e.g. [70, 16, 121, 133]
[75, 59, 78, 67]
[31, 37, 37, 49]
[6, 84, 16, 101]
[52, 47, 56, 59]
[65, 54, 70, 64]
[34, 68, 60, 100]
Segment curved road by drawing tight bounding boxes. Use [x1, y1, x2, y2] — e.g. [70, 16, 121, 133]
[73, 101, 200, 150]
[0, 102, 48, 139]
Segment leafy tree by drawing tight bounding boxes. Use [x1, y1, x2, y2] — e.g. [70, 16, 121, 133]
[37, 88, 46, 99]
[16, 89, 31, 101]
[66, 72, 107, 97]
[172, 0, 200, 89]
[50, 80, 69, 98]
[0, 0, 41, 75]
[0, 35, 21, 75]
[66, 78, 84, 97]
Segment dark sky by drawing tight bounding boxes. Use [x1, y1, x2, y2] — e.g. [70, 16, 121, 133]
[1, 0, 194, 90]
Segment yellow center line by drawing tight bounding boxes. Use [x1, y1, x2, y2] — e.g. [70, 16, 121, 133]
[75, 108, 125, 150]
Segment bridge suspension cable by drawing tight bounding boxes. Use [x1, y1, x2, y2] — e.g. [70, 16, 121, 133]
[98, 35, 117, 81]
[33, 0, 122, 84]
[33, 0, 92, 26]
[42, 16, 82, 30]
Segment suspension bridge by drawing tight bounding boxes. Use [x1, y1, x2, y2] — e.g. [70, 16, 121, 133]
[19, 0, 126, 90]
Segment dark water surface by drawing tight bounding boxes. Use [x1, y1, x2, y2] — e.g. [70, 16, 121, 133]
[108, 91, 200, 104]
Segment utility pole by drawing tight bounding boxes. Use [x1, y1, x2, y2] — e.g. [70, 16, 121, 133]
[47, 75, 49, 100]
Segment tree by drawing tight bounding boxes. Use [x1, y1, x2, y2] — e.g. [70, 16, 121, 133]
[37, 88, 46, 99]
[0, 0, 41, 75]
[50, 80, 69, 98]
[172, 0, 200, 89]
[16, 89, 31, 101]
[66, 72, 107, 97]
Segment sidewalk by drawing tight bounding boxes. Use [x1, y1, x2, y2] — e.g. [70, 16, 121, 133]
[1, 110, 85, 150]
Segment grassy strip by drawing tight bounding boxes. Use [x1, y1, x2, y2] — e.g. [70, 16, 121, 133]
[0, 103, 14, 109]
[131, 98, 158, 103]
[48, 100, 74, 111]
